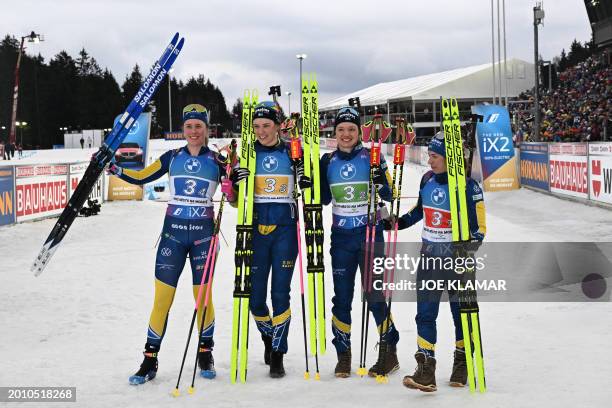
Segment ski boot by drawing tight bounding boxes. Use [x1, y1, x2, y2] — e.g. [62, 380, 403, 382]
[269, 351, 285, 378]
[262, 335, 272, 365]
[334, 350, 351, 378]
[198, 343, 216, 379]
[129, 343, 159, 385]
[449, 349, 467, 387]
[403, 352, 437, 392]
[368, 342, 400, 379]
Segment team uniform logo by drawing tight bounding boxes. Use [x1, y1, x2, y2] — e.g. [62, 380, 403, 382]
[431, 187, 446, 205]
[340, 163, 356, 180]
[262, 156, 279, 172]
[184, 158, 201, 174]
[160, 247, 172, 257]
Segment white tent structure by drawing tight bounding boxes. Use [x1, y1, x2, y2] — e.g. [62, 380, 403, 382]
[321, 58, 534, 109]
[319, 58, 535, 139]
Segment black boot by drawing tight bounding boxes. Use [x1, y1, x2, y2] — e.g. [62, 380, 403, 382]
[402, 352, 437, 392]
[368, 343, 400, 377]
[129, 343, 159, 385]
[269, 351, 286, 378]
[335, 350, 352, 378]
[262, 335, 273, 365]
[449, 349, 467, 387]
[198, 343, 216, 379]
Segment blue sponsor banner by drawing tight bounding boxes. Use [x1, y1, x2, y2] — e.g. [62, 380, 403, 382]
[0, 166, 15, 226]
[472, 104, 516, 181]
[520, 143, 550, 191]
[111, 112, 151, 170]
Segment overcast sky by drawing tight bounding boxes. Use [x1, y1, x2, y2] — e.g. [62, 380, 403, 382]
[4, 0, 592, 114]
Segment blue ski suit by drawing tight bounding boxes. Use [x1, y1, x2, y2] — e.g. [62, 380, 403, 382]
[117, 146, 228, 349]
[249, 140, 299, 354]
[398, 170, 486, 357]
[320, 143, 400, 354]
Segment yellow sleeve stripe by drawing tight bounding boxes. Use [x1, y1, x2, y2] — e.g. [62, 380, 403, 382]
[123, 159, 163, 181]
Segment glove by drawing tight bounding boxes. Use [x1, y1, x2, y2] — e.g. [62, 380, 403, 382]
[453, 240, 482, 259]
[298, 176, 312, 190]
[107, 163, 122, 176]
[230, 167, 250, 186]
[294, 159, 312, 190]
[298, 175, 312, 190]
[221, 178, 236, 201]
[382, 216, 408, 231]
[372, 166, 386, 187]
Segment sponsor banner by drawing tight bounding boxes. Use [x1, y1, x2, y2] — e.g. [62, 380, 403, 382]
[472, 104, 519, 191]
[164, 131, 184, 140]
[109, 112, 150, 200]
[69, 162, 105, 204]
[549, 143, 588, 198]
[107, 176, 143, 200]
[0, 166, 15, 226]
[15, 164, 69, 222]
[520, 143, 549, 191]
[589, 142, 612, 205]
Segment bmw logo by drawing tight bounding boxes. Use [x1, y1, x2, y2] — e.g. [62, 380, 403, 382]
[128, 120, 140, 135]
[340, 163, 356, 180]
[184, 158, 201, 173]
[431, 187, 446, 205]
[262, 156, 278, 172]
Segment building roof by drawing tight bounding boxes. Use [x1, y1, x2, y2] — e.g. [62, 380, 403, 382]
[320, 58, 534, 111]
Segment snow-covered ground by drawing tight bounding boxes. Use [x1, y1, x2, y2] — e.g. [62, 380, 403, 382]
[1, 147, 611, 407]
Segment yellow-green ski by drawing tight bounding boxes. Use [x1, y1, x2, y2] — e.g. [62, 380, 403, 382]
[442, 97, 486, 393]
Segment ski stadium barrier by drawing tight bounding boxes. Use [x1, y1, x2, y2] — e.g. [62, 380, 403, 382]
[1, 140, 610, 228]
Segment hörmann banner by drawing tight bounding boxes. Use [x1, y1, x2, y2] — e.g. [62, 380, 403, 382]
[520, 143, 550, 191]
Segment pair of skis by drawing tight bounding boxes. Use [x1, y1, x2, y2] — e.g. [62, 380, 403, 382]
[441, 98, 486, 393]
[358, 114, 392, 377]
[301, 74, 326, 362]
[31, 33, 185, 276]
[230, 89, 258, 383]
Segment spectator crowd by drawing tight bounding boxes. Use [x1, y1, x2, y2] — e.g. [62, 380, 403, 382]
[510, 53, 611, 143]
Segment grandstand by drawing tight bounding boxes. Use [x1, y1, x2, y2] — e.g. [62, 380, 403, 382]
[319, 58, 534, 142]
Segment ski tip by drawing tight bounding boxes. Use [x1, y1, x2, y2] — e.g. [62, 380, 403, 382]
[376, 374, 389, 384]
[171, 32, 179, 44]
